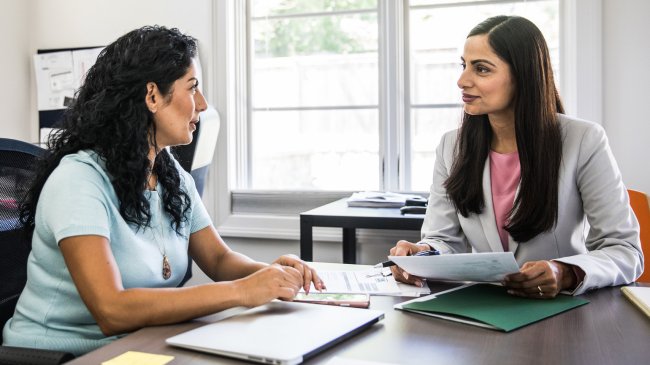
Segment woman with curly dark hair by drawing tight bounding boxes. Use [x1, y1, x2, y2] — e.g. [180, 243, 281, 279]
[3, 25, 323, 356]
[389, 16, 642, 298]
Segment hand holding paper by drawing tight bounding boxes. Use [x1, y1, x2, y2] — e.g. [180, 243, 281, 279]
[387, 252, 520, 282]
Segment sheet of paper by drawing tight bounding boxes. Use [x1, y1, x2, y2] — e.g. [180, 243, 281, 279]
[34, 51, 74, 111]
[307, 270, 401, 295]
[72, 47, 104, 86]
[34, 47, 104, 111]
[102, 351, 174, 365]
[395, 283, 474, 308]
[40, 127, 59, 146]
[388, 252, 520, 282]
[396, 278, 431, 297]
[309, 262, 430, 297]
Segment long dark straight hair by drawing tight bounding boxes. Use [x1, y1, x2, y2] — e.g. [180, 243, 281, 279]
[444, 16, 564, 243]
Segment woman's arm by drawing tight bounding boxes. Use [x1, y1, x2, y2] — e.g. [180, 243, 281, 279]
[188, 225, 266, 281]
[189, 226, 325, 292]
[60, 234, 303, 337]
[555, 122, 643, 293]
[505, 121, 643, 297]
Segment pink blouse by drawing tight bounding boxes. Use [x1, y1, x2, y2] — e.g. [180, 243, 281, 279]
[489, 150, 521, 251]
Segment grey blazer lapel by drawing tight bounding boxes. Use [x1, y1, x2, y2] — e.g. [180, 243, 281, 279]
[478, 158, 505, 253]
[508, 235, 519, 255]
[508, 183, 521, 254]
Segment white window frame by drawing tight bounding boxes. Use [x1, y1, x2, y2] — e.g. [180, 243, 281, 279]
[207, 0, 602, 241]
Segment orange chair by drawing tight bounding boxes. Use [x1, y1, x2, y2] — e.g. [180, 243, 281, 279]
[628, 189, 650, 282]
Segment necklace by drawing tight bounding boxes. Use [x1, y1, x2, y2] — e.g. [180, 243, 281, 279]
[153, 194, 172, 280]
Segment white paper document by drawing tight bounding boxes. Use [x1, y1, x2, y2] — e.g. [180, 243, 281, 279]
[346, 191, 424, 208]
[34, 51, 74, 111]
[307, 270, 401, 295]
[33, 47, 104, 111]
[388, 252, 520, 282]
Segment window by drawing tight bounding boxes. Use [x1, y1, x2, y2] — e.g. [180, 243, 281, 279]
[214, 0, 561, 228]
[240, 0, 560, 194]
[249, 0, 380, 191]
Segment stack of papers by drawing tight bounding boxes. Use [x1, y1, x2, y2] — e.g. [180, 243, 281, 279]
[347, 191, 423, 208]
[621, 286, 650, 317]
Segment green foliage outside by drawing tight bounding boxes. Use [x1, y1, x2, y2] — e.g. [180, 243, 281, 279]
[253, 0, 378, 58]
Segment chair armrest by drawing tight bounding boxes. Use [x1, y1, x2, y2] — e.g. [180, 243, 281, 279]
[0, 345, 75, 365]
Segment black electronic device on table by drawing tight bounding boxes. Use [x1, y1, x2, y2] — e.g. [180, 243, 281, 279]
[400, 196, 428, 215]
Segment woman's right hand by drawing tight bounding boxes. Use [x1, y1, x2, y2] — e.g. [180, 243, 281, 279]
[235, 264, 303, 307]
[389, 240, 429, 287]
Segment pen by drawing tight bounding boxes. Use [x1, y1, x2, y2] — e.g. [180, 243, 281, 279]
[373, 249, 440, 268]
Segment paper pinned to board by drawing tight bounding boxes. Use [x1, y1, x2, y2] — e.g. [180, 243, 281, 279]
[33, 47, 104, 111]
[388, 252, 520, 282]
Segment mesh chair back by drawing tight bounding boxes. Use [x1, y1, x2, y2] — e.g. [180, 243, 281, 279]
[0, 138, 46, 336]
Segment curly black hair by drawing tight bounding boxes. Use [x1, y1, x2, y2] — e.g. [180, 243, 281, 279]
[21, 25, 198, 238]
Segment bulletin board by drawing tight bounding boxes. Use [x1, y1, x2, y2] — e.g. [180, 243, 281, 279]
[34, 46, 104, 144]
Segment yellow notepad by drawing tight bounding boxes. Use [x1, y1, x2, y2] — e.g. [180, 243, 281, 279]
[102, 351, 174, 365]
[621, 286, 650, 318]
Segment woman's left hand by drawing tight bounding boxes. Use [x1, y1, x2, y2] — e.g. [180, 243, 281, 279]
[272, 254, 325, 294]
[503, 260, 577, 299]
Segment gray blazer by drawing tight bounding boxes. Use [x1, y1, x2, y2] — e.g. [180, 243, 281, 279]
[420, 114, 643, 295]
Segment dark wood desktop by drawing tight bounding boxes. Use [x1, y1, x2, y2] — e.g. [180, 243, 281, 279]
[300, 198, 425, 264]
[68, 280, 650, 365]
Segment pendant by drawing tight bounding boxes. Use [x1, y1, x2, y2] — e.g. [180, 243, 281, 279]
[162, 255, 172, 280]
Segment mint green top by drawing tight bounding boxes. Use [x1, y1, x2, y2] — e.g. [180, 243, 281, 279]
[2, 150, 212, 355]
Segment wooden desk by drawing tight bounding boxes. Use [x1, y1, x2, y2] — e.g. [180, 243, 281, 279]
[68, 282, 650, 365]
[300, 198, 424, 264]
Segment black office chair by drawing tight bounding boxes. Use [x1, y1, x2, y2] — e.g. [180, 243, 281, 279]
[0, 138, 74, 364]
[171, 106, 220, 286]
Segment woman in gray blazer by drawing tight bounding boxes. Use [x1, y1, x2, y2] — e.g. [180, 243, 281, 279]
[390, 15, 643, 298]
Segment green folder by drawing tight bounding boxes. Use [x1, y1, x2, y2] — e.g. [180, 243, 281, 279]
[399, 283, 589, 332]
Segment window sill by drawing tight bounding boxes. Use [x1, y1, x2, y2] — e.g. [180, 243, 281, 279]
[216, 212, 337, 241]
[216, 211, 421, 244]
[215, 190, 424, 243]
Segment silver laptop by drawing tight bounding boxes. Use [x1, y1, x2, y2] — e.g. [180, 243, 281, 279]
[166, 301, 384, 365]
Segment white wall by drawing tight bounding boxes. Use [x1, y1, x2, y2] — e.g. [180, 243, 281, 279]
[0, 0, 214, 142]
[0, 0, 33, 141]
[603, 0, 650, 194]
[31, 0, 212, 50]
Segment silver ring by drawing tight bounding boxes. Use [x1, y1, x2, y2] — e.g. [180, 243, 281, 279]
[537, 285, 543, 296]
